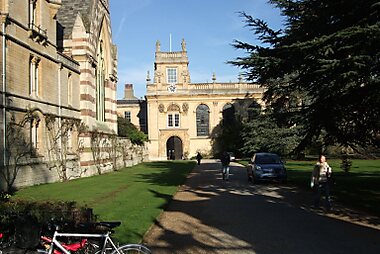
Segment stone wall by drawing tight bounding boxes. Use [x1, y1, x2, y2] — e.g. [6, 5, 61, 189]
[0, 138, 149, 191]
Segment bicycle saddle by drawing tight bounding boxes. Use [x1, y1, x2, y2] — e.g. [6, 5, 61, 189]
[97, 222, 121, 229]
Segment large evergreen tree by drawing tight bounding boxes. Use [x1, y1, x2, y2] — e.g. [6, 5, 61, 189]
[230, 0, 380, 151]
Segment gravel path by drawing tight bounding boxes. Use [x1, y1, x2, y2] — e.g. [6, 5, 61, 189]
[143, 159, 380, 254]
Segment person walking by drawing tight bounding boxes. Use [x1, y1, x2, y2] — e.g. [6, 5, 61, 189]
[196, 152, 202, 165]
[311, 154, 333, 210]
[221, 152, 231, 181]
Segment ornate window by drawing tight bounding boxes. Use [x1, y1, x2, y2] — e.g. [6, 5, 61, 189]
[167, 68, 177, 84]
[196, 104, 209, 136]
[167, 113, 180, 128]
[96, 41, 105, 121]
[29, 56, 40, 97]
[28, 0, 47, 41]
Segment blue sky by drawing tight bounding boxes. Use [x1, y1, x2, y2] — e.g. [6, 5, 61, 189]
[110, 0, 283, 99]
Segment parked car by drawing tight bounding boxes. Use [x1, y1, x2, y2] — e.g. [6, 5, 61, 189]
[227, 152, 236, 161]
[247, 152, 287, 184]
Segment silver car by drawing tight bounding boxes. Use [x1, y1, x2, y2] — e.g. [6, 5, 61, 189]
[247, 152, 287, 184]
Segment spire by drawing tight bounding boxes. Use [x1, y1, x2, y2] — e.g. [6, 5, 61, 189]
[156, 40, 161, 52]
[212, 72, 216, 83]
[181, 38, 186, 52]
[146, 71, 151, 82]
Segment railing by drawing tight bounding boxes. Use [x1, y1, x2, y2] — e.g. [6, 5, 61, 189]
[146, 82, 265, 96]
[156, 52, 184, 58]
[29, 23, 47, 38]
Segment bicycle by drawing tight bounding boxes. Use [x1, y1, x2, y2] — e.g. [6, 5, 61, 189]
[38, 222, 151, 254]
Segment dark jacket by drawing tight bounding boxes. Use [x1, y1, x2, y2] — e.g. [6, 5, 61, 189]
[221, 153, 230, 166]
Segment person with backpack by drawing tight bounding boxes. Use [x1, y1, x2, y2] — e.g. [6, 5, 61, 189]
[311, 154, 333, 210]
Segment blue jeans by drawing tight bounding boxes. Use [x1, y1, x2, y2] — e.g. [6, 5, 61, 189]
[222, 165, 230, 180]
[314, 181, 331, 209]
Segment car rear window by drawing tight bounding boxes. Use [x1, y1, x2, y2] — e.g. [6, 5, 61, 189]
[255, 155, 281, 164]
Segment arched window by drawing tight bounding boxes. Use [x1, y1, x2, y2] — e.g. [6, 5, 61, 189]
[96, 41, 105, 121]
[196, 104, 209, 136]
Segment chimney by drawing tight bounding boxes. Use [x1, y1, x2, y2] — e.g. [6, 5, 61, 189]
[124, 84, 137, 99]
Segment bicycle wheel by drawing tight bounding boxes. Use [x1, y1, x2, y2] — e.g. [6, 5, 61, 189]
[111, 244, 151, 254]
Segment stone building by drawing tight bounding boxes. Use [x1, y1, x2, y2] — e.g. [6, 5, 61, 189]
[0, 0, 144, 191]
[0, 0, 82, 189]
[145, 39, 265, 160]
[56, 0, 118, 170]
[117, 84, 147, 133]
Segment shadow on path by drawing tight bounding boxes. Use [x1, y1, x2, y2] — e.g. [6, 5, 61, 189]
[143, 160, 380, 254]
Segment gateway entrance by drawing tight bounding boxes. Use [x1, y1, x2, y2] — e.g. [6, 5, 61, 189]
[166, 136, 183, 160]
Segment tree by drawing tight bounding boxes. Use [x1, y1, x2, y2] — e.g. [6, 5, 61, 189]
[241, 109, 302, 156]
[230, 0, 380, 152]
[104, 134, 120, 171]
[45, 115, 87, 181]
[90, 129, 108, 175]
[0, 112, 36, 193]
[117, 117, 148, 145]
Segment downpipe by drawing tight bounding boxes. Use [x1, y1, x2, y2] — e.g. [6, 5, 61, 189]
[1, 14, 7, 174]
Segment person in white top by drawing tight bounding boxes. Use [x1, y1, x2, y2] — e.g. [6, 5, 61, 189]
[311, 155, 333, 210]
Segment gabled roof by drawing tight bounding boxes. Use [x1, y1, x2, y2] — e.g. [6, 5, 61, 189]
[57, 0, 93, 39]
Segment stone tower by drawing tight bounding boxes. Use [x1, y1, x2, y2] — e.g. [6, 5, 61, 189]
[150, 39, 190, 94]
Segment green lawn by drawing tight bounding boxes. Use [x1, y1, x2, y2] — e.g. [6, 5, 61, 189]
[13, 161, 196, 244]
[240, 159, 380, 216]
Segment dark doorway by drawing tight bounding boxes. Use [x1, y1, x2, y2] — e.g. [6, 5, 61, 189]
[166, 136, 183, 160]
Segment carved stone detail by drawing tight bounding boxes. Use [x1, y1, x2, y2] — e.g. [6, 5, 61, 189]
[167, 103, 181, 112]
[158, 104, 165, 113]
[182, 103, 189, 114]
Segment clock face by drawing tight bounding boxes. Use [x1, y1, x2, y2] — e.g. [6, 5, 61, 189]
[168, 84, 177, 93]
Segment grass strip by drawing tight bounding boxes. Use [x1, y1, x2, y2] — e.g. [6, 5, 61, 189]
[13, 161, 196, 244]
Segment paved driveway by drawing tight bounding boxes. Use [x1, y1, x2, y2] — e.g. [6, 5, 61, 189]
[143, 159, 380, 254]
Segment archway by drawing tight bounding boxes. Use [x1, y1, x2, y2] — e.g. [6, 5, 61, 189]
[166, 136, 183, 160]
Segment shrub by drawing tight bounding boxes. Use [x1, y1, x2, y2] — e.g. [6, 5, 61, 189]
[341, 155, 352, 173]
[117, 117, 148, 145]
[0, 200, 95, 230]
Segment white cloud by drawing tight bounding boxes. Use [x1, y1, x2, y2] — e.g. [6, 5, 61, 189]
[114, 15, 126, 41]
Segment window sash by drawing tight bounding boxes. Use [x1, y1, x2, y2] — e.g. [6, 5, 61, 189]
[167, 113, 179, 128]
[196, 105, 210, 136]
[174, 114, 179, 127]
[167, 68, 177, 84]
[124, 111, 131, 122]
[30, 59, 39, 96]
